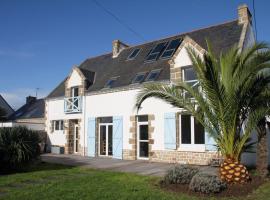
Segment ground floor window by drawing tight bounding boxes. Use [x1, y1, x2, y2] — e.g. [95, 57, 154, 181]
[180, 114, 205, 145]
[53, 120, 64, 131]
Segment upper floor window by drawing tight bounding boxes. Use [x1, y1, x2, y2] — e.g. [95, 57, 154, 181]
[182, 66, 199, 98]
[145, 69, 161, 82]
[145, 42, 167, 62]
[71, 87, 79, 97]
[53, 120, 64, 131]
[132, 72, 147, 84]
[182, 66, 197, 83]
[160, 38, 182, 59]
[127, 48, 140, 60]
[104, 77, 118, 88]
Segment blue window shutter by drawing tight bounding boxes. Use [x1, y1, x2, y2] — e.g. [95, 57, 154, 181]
[164, 113, 176, 149]
[113, 116, 123, 159]
[205, 130, 217, 151]
[87, 117, 96, 157]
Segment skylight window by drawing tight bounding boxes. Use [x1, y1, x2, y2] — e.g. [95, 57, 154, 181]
[145, 42, 168, 62]
[127, 48, 140, 60]
[104, 77, 118, 88]
[145, 69, 161, 82]
[132, 72, 147, 84]
[160, 38, 182, 59]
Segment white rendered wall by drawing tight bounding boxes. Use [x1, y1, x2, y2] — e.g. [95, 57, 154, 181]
[67, 69, 82, 88]
[46, 98, 84, 148]
[0, 122, 44, 131]
[85, 89, 179, 151]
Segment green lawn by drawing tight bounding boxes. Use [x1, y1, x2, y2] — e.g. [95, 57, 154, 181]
[0, 162, 269, 200]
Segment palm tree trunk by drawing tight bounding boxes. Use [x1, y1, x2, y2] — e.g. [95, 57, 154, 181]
[256, 128, 269, 178]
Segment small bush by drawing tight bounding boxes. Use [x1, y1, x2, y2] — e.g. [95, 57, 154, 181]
[163, 165, 199, 185]
[189, 172, 227, 194]
[0, 126, 41, 172]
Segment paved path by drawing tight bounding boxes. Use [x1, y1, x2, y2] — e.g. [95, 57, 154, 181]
[41, 154, 175, 177]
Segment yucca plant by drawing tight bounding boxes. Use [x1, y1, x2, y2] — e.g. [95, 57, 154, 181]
[135, 42, 270, 184]
[0, 126, 41, 172]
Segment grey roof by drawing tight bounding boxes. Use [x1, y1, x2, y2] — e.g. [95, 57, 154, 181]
[8, 99, 45, 120]
[47, 20, 243, 99]
[0, 94, 14, 117]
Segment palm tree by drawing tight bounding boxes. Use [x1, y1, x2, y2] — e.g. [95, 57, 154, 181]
[135, 42, 270, 184]
[256, 117, 269, 178]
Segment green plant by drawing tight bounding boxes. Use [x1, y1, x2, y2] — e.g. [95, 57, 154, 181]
[189, 172, 227, 194]
[163, 165, 199, 185]
[135, 42, 270, 183]
[0, 126, 41, 172]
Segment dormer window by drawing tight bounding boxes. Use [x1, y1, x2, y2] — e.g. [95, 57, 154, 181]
[182, 66, 199, 98]
[182, 66, 197, 84]
[71, 87, 79, 97]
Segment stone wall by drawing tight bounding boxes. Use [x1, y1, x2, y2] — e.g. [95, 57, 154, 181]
[64, 119, 83, 155]
[151, 150, 219, 165]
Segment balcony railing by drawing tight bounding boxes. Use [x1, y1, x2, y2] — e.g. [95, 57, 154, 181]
[64, 96, 82, 113]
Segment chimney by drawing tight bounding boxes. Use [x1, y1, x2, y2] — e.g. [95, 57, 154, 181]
[238, 4, 252, 25]
[112, 40, 129, 58]
[26, 96, 36, 104]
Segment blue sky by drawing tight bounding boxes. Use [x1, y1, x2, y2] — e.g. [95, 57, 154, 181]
[0, 0, 269, 109]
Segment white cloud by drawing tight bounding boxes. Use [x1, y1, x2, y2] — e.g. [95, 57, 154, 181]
[1, 88, 49, 110]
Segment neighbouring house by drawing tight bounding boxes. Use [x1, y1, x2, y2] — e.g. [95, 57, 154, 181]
[45, 5, 270, 165]
[0, 94, 14, 120]
[0, 96, 45, 131]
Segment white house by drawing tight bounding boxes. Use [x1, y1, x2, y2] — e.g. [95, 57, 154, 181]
[0, 96, 45, 131]
[45, 5, 269, 165]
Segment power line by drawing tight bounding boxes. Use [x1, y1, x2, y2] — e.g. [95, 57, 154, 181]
[91, 0, 146, 42]
[252, 0, 258, 41]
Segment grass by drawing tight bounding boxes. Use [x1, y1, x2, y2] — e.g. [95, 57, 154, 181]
[0, 162, 269, 200]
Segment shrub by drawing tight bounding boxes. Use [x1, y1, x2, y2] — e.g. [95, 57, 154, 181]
[0, 126, 41, 172]
[163, 165, 199, 185]
[189, 172, 227, 194]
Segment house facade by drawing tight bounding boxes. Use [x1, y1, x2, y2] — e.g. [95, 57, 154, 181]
[46, 5, 266, 165]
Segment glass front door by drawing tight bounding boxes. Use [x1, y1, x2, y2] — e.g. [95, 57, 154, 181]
[137, 122, 149, 159]
[99, 124, 113, 156]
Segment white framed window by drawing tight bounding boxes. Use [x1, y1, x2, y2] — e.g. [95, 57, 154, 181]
[53, 120, 64, 131]
[179, 114, 205, 151]
[182, 66, 199, 98]
[71, 87, 79, 97]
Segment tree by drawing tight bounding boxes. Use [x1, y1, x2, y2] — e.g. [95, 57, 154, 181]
[135, 42, 270, 184]
[256, 117, 270, 178]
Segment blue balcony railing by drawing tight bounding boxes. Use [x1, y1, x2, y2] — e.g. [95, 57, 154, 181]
[64, 96, 82, 113]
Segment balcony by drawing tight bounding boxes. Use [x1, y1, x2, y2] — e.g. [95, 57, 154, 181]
[64, 96, 82, 113]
